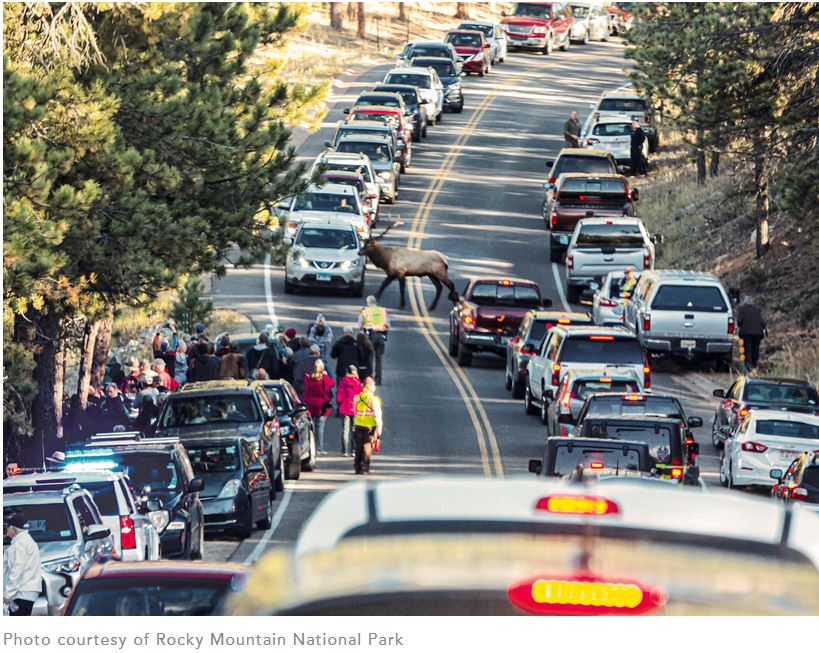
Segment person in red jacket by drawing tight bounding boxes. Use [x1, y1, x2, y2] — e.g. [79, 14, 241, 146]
[336, 365, 363, 457]
[301, 360, 335, 456]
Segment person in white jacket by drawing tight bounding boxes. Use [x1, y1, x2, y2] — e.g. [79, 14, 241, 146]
[3, 513, 42, 616]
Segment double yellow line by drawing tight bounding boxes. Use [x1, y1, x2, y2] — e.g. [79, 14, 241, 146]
[405, 71, 528, 478]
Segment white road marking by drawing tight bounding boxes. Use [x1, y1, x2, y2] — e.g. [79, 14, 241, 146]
[263, 252, 279, 329]
[552, 262, 570, 311]
[242, 483, 293, 565]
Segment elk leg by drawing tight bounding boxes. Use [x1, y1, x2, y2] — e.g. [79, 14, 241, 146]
[442, 276, 459, 303]
[376, 275, 394, 302]
[398, 276, 407, 309]
[428, 275, 443, 311]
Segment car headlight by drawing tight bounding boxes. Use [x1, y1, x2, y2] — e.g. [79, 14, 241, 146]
[338, 259, 353, 271]
[43, 556, 82, 574]
[217, 478, 243, 500]
[148, 509, 170, 533]
[377, 171, 394, 182]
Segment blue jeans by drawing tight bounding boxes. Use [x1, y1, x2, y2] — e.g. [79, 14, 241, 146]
[313, 415, 327, 452]
[341, 415, 354, 455]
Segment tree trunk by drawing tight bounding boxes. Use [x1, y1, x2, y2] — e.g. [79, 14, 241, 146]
[456, 3, 469, 19]
[695, 128, 706, 186]
[347, 2, 356, 21]
[357, 3, 366, 39]
[753, 144, 770, 258]
[90, 316, 113, 391]
[398, 2, 407, 22]
[77, 319, 100, 409]
[709, 150, 720, 177]
[31, 310, 66, 457]
[330, 2, 343, 31]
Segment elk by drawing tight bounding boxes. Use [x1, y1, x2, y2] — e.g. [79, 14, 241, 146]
[358, 222, 459, 310]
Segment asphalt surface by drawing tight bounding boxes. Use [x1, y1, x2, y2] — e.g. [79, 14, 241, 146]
[205, 39, 725, 564]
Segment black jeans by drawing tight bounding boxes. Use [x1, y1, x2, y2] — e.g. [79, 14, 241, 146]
[353, 425, 377, 474]
[9, 599, 34, 616]
[369, 332, 387, 384]
[631, 149, 647, 175]
[743, 334, 762, 369]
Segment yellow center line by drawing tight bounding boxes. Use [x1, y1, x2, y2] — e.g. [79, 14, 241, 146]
[405, 70, 531, 477]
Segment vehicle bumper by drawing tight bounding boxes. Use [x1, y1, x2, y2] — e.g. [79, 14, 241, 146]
[731, 458, 779, 488]
[594, 306, 624, 326]
[119, 547, 145, 562]
[377, 178, 396, 197]
[642, 337, 733, 356]
[506, 35, 549, 48]
[159, 525, 189, 558]
[286, 267, 364, 289]
[461, 59, 486, 73]
[463, 331, 511, 353]
[444, 89, 464, 109]
[202, 497, 250, 531]
[39, 570, 78, 615]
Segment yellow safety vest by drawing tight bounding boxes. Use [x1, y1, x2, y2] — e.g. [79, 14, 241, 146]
[622, 277, 636, 298]
[360, 306, 387, 331]
[354, 391, 380, 428]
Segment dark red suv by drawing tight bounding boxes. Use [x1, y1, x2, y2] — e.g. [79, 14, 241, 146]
[501, 2, 574, 54]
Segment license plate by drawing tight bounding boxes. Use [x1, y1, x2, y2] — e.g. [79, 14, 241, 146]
[316, 273, 332, 282]
[680, 339, 696, 349]
[779, 450, 799, 460]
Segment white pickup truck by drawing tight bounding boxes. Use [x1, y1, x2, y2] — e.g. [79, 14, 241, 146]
[565, 218, 657, 304]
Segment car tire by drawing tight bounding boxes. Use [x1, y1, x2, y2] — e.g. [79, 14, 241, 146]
[457, 344, 472, 367]
[236, 510, 253, 540]
[275, 454, 285, 492]
[550, 246, 563, 263]
[524, 384, 538, 415]
[719, 456, 729, 487]
[285, 443, 302, 480]
[582, 30, 589, 45]
[301, 430, 317, 471]
[505, 369, 513, 391]
[256, 497, 273, 530]
[454, 101, 464, 113]
[727, 461, 735, 489]
[284, 278, 295, 295]
[478, 68, 485, 77]
[449, 330, 459, 357]
[539, 396, 549, 425]
[511, 374, 525, 399]
[560, 33, 569, 51]
[711, 418, 724, 450]
[566, 284, 580, 304]
[543, 35, 553, 55]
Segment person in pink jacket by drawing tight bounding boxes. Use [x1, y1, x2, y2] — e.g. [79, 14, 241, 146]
[336, 365, 363, 456]
[301, 360, 336, 455]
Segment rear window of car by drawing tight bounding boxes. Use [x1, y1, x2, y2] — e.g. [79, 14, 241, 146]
[575, 223, 644, 247]
[293, 191, 359, 214]
[4, 503, 76, 542]
[263, 385, 291, 415]
[471, 283, 540, 307]
[159, 394, 261, 428]
[447, 32, 483, 47]
[755, 420, 819, 440]
[356, 95, 400, 108]
[598, 98, 647, 113]
[561, 178, 627, 194]
[650, 284, 728, 313]
[551, 444, 644, 476]
[412, 59, 457, 77]
[744, 383, 819, 405]
[582, 421, 677, 465]
[325, 163, 372, 183]
[559, 337, 644, 365]
[803, 466, 819, 487]
[575, 379, 640, 399]
[585, 396, 683, 419]
[409, 45, 450, 58]
[321, 176, 365, 194]
[82, 481, 120, 516]
[592, 122, 632, 137]
[336, 140, 392, 163]
[553, 155, 616, 177]
[186, 443, 241, 474]
[385, 73, 431, 89]
[114, 452, 180, 493]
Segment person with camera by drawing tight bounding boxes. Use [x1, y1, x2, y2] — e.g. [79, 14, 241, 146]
[302, 359, 336, 456]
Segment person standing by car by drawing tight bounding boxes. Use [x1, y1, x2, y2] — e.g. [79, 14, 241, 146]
[336, 365, 363, 457]
[563, 111, 581, 148]
[353, 375, 383, 475]
[621, 265, 637, 298]
[302, 359, 336, 456]
[3, 513, 41, 616]
[630, 119, 647, 175]
[737, 295, 767, 371]
[357, 295, 390, 385]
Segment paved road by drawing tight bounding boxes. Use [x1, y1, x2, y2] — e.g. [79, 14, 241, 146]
[204, 39, 725, 564]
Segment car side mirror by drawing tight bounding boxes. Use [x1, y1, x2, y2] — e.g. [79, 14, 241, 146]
[188, 477, 205, 494]
[712, 389, 725, 398]
[540, 298, 553, 308]
[86, 525, 111, 541]
[484, 43, 490, 49]
[528, 459, 542, 474]
[688, 416, 703, 428]
[558, 414, 575, 425]
[343, 108, 350, 114]
[521, 343, 536, 354]
[631, 188, 639, 201]
[770, 469, 783, 480]
[290, 402, 308, 416]
[719, 426, 734, 438]
[544, 159, 554, 169]
[323, 140, 334, 149]
[543, 389, 554, 401]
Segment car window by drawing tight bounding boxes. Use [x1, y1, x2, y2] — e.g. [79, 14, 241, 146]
[356, 95, 400, 108]
[336, 140, 392, 163]
[293, 191, 359, 214]
[409, 45, 450, 59]
[547, 334, 562, 360]
[321, 176, 365, 194]
[4, 503, 76, 542]
[755, 419, 819, 440]
[114, 452, 180, 493]
[460, 23, 493, 37]
[559, 337, 644, 365]
[513, 3, 553, 18]
[470, 283, 540, 307]
[119, 479, 136, 513]
[745, 383, 819, 405]
[385, 73, 431, 89]
[598, 98, 648, 113]
[561, 178, 627, 194]
[571, 5, 589, 17]
[575, 223, 645, 247]
[412, 59, 457, 77]
[553, 155, 616, 177]
[527, 319, 550, 345]
[160, 395, 261, 427]
[324, 163, 372, 183]
[82, 481, 120, 516]
[296, 228, 357, 250]
[447, 33, 482, 47]
[575, 380, 641, 400]
[592, 122, 632, 136]
[72, 497, 95, 536]
[264, 385, 292, 415]
[802, 466, 819, 487]
[584, 421, 677, 465]
[650, 284, 728, 313]
[186, 443, 241, 474]
[552, 444, 643, 476]
[585, 396, 683, 419]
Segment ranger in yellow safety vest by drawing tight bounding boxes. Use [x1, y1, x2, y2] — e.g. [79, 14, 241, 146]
[621, 266, 637, 299]
[352, 376, 383, 475]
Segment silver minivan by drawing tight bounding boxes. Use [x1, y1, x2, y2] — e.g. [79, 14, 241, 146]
[622, 270, 735, 370]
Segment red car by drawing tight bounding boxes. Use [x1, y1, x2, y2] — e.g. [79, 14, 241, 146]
[444, 30, 491, 76]
[62, 561, 248, 615]
[501, 2, 574, 55]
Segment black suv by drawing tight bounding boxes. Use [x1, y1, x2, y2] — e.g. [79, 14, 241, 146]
[183, 437, 273, 539]
[711, 376, 819, 449]
[411, 56, 464, 113]
[528, 437, 652, 478]
[154, 381, 284, 496]
[67, 435, 205, 559]
[261, 379, 317, 479]
[372, 84, 427, 141]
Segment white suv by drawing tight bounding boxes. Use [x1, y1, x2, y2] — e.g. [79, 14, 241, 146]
[586, 87, 659, 151]
[285, 221, 366, 296]
[584, 114, 646, 165]
[280, 183, 369, 244]
[382, 67, 444, 125]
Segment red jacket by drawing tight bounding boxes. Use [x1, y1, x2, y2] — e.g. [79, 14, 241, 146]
[302, 373, 336, 417]
[157, 370, 179, 391]
[336, 376, 363, 416]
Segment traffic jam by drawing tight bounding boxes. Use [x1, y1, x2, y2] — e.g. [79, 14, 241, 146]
[4, 2, 819, 618]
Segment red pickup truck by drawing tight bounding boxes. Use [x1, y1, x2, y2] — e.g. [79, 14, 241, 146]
[501, 2, 574, 55]
[449, 279, 552, 367]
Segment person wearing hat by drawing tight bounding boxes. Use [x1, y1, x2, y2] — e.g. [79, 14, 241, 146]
[45, 451, 66, 471]
[3, 512, 41, 616]
[308, 314, 334, 361]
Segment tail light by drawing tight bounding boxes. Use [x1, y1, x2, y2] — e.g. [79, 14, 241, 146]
[586, 138, 599, 146]
[738, 407, 749, 419]
[561, 389, 573, 409]
[670, 467, 683, 479]
[727, 317, 735, 335]
[642, 363, 651, 389]
[589, 461, 604, 469]
[120, 515, 136, 550]
[551, 363, 561, 386]
[599, 297, 618, 307]
[791, 487, 808, 501]
[550, 212, 558, 228]
[741, 441, 768, 453]
[463, 313, 476, 330]
[642, 313, 650, 331]
[643, 254, 650, 269]
[535, 495, 619, 516]
[548, 176, 557, 185]
[567, 255, 574, 270]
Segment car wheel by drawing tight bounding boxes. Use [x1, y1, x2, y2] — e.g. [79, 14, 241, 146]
[478, 67, 485, 77]
[301, 430, 317, 471]
[543, 35, 553, 55]
[457, 344, 473, 367]
[511, 374, 525, 399]
[454, 101, 464, 113]
[560, 33, 570, 51]
[719, 456, 729, 487]
[283, 278, 295, 295]
[566, 284, 580, 304]
[256, 496, 273, 530]
[285, 442, 302, 479]
[711, 418, 724, 449]
[449, 330, 459, 357]
[236, 509, 253, 540]
[539, 396, 549, 425]
[524, 384, 538, 415]
[505, 368, 513, 391]
[275, 453, 285, 492]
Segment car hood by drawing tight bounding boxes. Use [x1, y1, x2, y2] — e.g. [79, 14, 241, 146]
[290, 210, 364, 223]
[160, 423, 263, 439]
[454, 45, 482, 55]
[199, 472, 240, 500]
[370, 161, 395, 173]
[295, 247, 361, 263]
[502, 17, 552, 27]
[37, 540, 82, 563]
[440, 75, 460, 87]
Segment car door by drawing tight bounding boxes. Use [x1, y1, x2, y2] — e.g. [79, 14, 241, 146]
[554, 3, 571, 43]
[177, 453, 203, 553]
[549, 375, 570, 435]
[528, 332, 552, 396]
[241, 440, 267, 520]
[288, 385, 312, 452]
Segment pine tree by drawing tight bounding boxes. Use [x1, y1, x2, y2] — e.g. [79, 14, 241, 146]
[170, 277, 214, 336]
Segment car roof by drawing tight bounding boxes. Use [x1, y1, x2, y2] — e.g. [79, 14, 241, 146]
[470, 277, 539, 286]
[527, 310, 593, 321]
[559, 173, 626, 181]
[410, 56, 453, 63]
[593, 114, 637, 124]
[337, 121, 392, 132]
[601, 87, 644, 99]
[82, 561, 248, 581]
[640, 270, 723, 283]
[748, 410, 819, 425]
[304, 182, 357, 195]
[575, 216, 644, 226]
[358, 92, 402, 101]
[373, 83, 420, 92]
[584, 391, 679, 402]
[320, 152, 373, 165]
[552, 325, 636, 337]
[4, 470, 125, 487]
[386, 66, 434, 77]
[745, 376, 814, 387]
[351, 105, 401, 113]
[338, 134, 391, 144]
[557, 148, 614, 158]
[4, 488, 85, 505]
[564, 368, 641, 382]
[446, 29, 485, 36]
[320, 170, 365, 180]
[546, 436, 649, 449]
[174, 380, 256, 395]
[406, 40, 448, 47]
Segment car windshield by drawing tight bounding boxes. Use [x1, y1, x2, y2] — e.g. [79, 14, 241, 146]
[513, 3, 553, 18]
[460, 23, 493, 37]
[575, 380, 640, 400]
[292, 192, 358, 214]
[592, 122, 632, 137]
[4, 503, 76, 542]
[560, 337, 644, 365]
[755, 420, 819, 440]
[575, 223, 644, 247]
[350, 111, 401, 130]
[583, 421, 677, 464]
[356, 95, 400, 108]
[159, 395, 260, 427]
[553, 156, 615, 177]
[321, 177, 365, 194]
[745, 383, 819, 405]
[296, 228, 357, 250]
[650, 284, 728, 313]
[336, 141, 391, 163]
[552, 444, 644, 476]
[471, 283, 541, 307]
[586, 396, 683, 419]
[263, 385, 290, 415]
[81, 482, 120, 516]
[599, 98, 647, 113]
[413, 59, 457, 77]
[66, 578, 235, 616]
[113, 452, 180, 492]
[325, 163, 372, 183]
[409, 45, 450, 58]
[385, 73, 431, 89]
[337, 127, 393, 145]
[186, 444, 240, 474]
[447, 33, 482, 47]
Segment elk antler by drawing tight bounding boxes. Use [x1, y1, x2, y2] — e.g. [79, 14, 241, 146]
[374, 218, 404, 240]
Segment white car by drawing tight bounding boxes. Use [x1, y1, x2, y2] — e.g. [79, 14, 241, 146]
[570, 3, 611, 44]
[720, 410, 819, 489]
[584, 114, 646, 165]
[311, 151, 379, 215]
[586, 86, 660, 151]
[284, 221, 366, 296]
[592, 270, 641, 326]
[280, 183, 369, 243]
[382, 67, 444, 125]
[4, 469, 161, 563]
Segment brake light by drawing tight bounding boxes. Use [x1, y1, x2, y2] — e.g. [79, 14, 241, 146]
[643, 363, 651, 389]
[7, 464, 20, 476]
[643, 254, 650, 269]
[551, 212, 558, 227]
[728, 317, 735, 335]
[500, 279, 511, 286]
[741, 441, 768, 453]
[599, 297, 618, 307]
[551, 363, 561, 386]
[535, 494, 619, 516]
[791, 487, 808, 501]
[670, 467, 683, 479]
[545, 322, 554, 330]
[567, 255, 574, 270]
[120, 515, 136, 550]
[590, 461, 604, 469]
[738, 407, 749, 418]
[557, 319, 571, 324]
[561, 389, 572, 409]
[586, 138, 599, 145]
[642, 313, 650, 331]
[548, 176, 557, 184]
[590, 335, 614, 341]
[623, 394, 646, 402]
